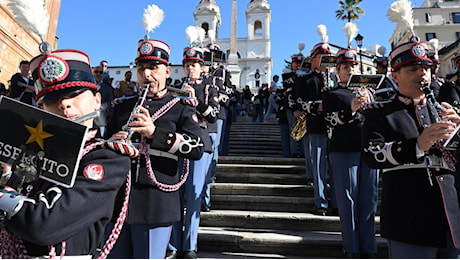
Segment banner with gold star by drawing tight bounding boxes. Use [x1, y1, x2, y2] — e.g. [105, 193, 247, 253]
[347, 74, 385, 90]
[0, 96, 88, 188]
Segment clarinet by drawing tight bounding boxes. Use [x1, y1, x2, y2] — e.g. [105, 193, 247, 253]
[422, 81, 442, 122]
[421, 81, 452, 184]
[122, 83, 150, 142]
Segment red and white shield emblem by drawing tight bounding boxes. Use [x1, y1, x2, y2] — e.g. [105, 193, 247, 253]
[192, 114, 199, 123]
[83, 164, 104, 181]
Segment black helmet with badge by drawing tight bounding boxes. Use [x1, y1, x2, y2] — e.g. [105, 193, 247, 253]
[135, 4, 169, 66]
[336, 22, 359, 66]
[31, 50, 99, 104]
[427, 38, 440, 65]
[182, 25, 206, 65]
[311, 24, 332, 57]
[373, 46, 389, 67]
[387, 0, 433, 71]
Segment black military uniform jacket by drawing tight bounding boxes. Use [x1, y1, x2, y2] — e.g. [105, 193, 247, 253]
[323, 83, 364, 152]
[281, 69, 298, 112]
[189, 79, 219, 153]
[361, 94, 460, 248]
[294, 70, 338, 134]
[7, 129, 131, 256]
[438, 79, 460, 110]
[106, 90, 204, 225]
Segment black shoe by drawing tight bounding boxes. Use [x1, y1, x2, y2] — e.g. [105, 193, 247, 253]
[183, 251, 197, 259]
[314, 207, 327, 216]
[345, 252, 360, 259]
[328, 208, 339, 216]
[306, 178, 314, 186]
[165, 250, 177, 259]
[360, 253, 376, 259]
[201, 204, 211, 212]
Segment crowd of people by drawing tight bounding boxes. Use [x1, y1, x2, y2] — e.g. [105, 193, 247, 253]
[0, 1, 460, 258]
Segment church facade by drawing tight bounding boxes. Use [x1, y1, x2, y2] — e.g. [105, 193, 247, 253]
[194, 0, 272, 91]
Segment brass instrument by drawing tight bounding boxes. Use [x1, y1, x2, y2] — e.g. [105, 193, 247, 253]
[291, 113, 307, 141]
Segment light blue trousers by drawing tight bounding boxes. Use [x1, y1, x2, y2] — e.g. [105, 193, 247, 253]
[330, 152, 379, 254]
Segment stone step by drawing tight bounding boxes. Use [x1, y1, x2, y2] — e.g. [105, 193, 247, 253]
[209, 194, 314, 213]
[200, 210, 346, 232]
[216, 163, 306, 174]
[211, 183, 313, 197]
[228, 149, 283, 156]
[228, 140, 282, 147]
[218, 156, 305, 165]
[228, 152, 284, 157]
[215, 172, 308, 185]
[198, 227, 389, 258]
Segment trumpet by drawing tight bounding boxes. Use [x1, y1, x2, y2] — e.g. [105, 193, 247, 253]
[291, 113, 307, 141]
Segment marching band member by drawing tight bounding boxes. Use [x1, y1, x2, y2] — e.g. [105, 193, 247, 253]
[105, 6, 204, 259]
[168, 27, 219, 259]
[322, 22, 379, 257]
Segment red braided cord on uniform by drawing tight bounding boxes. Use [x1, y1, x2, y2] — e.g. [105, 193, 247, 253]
[35, 81, 98, 102]
[136, 97, 190, 191]
[97, 170, 131, 259]
[0, 229, 29, 258]
[79, 141, 133, 259]
[141, 140, 190, 192]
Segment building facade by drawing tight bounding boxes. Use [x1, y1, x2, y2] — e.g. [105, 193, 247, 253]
[389, 0, 460, 76]
[0, 0, 61, 88]
[195, 0, 272, 92]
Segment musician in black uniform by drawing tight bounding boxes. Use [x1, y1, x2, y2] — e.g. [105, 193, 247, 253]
[438, 54, 460, 110]
[294, 33, 339, 216]
[0, 49, 132, 258]
[428, 49, 445, 98]
[168, 45, 219, 259]
[282, 49, 307, 159]
[323, 48, 378, 257]
[105, 38, 204, 259]
[373, 54, 398, 101]
[201, 44, 231, 212]
[361, 38, 460, 258]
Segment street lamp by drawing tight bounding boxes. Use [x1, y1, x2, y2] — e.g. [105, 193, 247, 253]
[254, 69, 260, 88]
[355, 33, 364, 74]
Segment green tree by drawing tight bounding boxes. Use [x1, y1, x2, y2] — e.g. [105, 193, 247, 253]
[335, 0, 365, 22]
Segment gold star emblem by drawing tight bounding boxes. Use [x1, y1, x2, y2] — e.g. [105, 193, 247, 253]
[25, 120, 53, 150]
[360, 77, 370, 83]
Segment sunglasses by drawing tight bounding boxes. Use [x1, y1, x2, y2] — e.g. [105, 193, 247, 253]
[94, 70, 103, 74]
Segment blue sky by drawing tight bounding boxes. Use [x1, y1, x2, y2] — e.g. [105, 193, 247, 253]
[56, 0, 422, 83]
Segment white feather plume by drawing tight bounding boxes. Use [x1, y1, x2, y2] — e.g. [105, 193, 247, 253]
[387, 0, 414, 35]
[428, 38, 439, 53]
[343, 22, 358, 48]
[317, 24, 328, 43]
[142, 4, 164, 37]
[377, 46, 387, 57]
[185, 25, 199, 45]
[197, 26, 206, 45]
[298, 43, 305, 53]
[208, 29, 216, 43]
[7, 0, 50, 40]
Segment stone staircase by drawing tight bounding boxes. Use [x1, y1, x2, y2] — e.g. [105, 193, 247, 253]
[197, 115, 389, 258]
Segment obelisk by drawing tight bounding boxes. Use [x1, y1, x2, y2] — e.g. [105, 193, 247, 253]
[226, 0, 241, 87]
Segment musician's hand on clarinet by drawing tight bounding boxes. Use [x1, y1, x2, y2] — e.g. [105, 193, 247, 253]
[108, 131, 129, 141]
[128, 106, 156, 138]
[439, 102, 460, 125]
[417, 121, 456, 152]
[182, 85, 196, 98]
